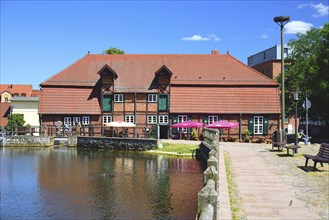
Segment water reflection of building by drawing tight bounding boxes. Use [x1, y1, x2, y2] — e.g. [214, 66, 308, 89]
[37, 150, 202, 219]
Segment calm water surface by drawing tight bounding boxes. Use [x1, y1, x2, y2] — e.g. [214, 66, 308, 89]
[1, 147, 203, 219]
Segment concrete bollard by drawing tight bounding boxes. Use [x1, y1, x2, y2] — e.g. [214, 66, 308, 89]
[197, 179, 218, 220]
[204, 166, 219, 190]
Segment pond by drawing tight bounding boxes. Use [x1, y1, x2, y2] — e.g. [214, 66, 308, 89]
[0, 147, 203, 219]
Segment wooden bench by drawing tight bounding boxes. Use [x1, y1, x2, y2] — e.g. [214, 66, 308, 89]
[303, 143, 329, 171]
[272, 142, 285, 151]
[284, 144, 301, 156]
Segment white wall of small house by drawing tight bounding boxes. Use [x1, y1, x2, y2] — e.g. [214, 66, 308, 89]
[12, 101, 39, 127]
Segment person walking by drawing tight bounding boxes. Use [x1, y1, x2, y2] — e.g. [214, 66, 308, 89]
[299, 129, 309, 144]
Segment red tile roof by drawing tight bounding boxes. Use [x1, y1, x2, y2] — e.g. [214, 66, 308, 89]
[0, 84, 33, 96]
[39, 53, 280, 115]
[0, 103, 10, 126]
[170, 86, 280, 114]
[41, 54, 278, 90]
[39, 87, 100, 115]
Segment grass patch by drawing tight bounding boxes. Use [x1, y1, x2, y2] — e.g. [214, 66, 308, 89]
[158, 143, 199, 154]
[224, 151, 246, 220]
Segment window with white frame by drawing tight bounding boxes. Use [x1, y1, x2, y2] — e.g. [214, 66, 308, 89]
[159, 115, 169, 124]
[114, 94, 124, 102]
[125, 115, 135, 124]
[73, 117, 80, 125]
[64, 117, 71, 126]
[82, 116, 90, 125]
[178, 115, 188, 133]
[178, 115, 188, 123]
[103, 116, 112, 124]
[148, 94, 157, 102]
[208, 115, 218, 124]
[147, 115, 157, 124]
[254, 116, 263, 134]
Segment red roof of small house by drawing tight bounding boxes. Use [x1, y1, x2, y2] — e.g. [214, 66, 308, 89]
[170, 86, 280, 114]
[0, 84, 33, 97]
[0, 103, 10, 126]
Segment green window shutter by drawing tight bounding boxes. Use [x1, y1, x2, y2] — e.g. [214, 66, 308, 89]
[263, 116, 269, 135]
[204, 116, 208, 124]
[102, 95, 112, 112]
[248, 116, 254, 135]
[158, 94, 168, 111]
[172, 115, 178, 133]
[151, 125, 157, 138]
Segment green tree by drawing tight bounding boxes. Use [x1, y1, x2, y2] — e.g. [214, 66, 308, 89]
[284, 23, 329, 123]
[103, 47, 125, 54]
[6, 114, 25, 127]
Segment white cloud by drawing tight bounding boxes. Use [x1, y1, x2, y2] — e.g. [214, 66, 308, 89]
[296, 3, 329, 17]
[297, 3, 309, 9]
[181, 34, 220, 41]
[207, 34, 221, 41]
[181, 35, 209, 41]
[285, 20, 313, 34]
[261, 34, 268, 39]
[311, 3, 329, 17]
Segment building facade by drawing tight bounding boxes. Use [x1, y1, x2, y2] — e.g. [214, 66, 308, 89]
[39, 51, 281, 140]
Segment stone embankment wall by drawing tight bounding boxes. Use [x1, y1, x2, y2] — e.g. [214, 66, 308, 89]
[197, 128, 220, 220]
[77, 137, 158, 150]
[4, 135, 51, 147]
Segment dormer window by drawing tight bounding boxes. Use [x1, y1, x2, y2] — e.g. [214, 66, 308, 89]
[114, 94, 124, 102]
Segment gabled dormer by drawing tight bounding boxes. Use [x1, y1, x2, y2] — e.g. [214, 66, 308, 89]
[155, 65, 172, 94]
[97, 64, 118, 93]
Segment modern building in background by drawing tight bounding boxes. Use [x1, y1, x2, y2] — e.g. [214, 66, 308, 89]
[247, 44, 291, 79]
[39, 50, 281, 140]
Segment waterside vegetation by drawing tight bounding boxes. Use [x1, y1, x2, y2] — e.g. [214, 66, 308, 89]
[146, 142, 200, 156]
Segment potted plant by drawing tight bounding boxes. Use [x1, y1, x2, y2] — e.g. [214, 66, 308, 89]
[244, 129, 251, 143]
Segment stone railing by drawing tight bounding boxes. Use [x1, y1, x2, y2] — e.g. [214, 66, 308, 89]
[4, 135, 51, 147]
[197, 128, 220, 220]
[77, 136, 158, 150]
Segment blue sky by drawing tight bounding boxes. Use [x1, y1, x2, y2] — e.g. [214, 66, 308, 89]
[1, 1, 328, 89]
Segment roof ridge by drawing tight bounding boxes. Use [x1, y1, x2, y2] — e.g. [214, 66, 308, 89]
[40, 53, 90, 86]
[226, 53, 279, 85]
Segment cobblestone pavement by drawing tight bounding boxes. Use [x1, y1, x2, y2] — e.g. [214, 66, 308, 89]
[220, 142, 329, 220]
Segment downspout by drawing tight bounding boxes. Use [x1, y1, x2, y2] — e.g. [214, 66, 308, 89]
[134, 92, 137, 138]
[40, 114, 42, 136]
[239, 113, 242, 140]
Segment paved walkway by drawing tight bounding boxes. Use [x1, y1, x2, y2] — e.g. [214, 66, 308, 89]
[218, 142, 329, 220]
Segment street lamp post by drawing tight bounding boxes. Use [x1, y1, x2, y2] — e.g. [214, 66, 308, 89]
[293, 91, 299, 146]
[274, 15, 290, 145]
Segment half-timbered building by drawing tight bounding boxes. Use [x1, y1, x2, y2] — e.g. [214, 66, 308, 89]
[39, 50, 281, 140]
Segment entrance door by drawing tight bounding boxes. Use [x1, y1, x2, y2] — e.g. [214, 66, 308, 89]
[159, 125, 169, 139]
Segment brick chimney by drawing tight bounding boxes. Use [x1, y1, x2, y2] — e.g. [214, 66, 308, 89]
[211, 49, 219, 55]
